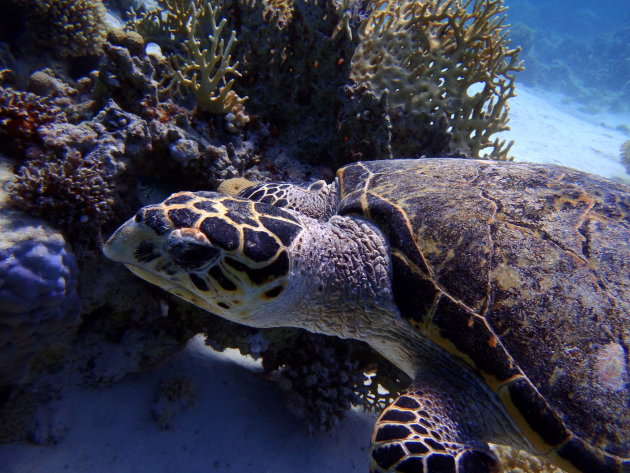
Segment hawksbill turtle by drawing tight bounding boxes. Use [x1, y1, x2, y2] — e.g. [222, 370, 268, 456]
[104, 158, 629, 473]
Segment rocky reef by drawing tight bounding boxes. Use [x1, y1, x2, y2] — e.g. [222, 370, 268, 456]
[0, 0, 527, 460]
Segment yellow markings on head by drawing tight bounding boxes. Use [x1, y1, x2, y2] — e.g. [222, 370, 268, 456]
[161, 192, 292, 260]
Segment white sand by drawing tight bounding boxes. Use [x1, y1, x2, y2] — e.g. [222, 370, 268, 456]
[502, 85, 629, 180]
[0, 87, 628, 473]
[1, 336, 377, 473]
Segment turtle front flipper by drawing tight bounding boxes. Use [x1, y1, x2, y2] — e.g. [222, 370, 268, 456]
[370, 384, 499, 473]
[237, 180, 338, 220]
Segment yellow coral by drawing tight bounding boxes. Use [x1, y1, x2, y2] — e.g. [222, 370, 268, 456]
[351, 0, 522, 160]
[217, 177, 256, 195]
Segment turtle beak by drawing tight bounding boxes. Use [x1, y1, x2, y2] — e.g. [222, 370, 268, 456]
[103, 218, 153, 265]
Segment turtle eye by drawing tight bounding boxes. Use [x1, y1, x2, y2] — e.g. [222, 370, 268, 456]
[166, 230, 220, 270]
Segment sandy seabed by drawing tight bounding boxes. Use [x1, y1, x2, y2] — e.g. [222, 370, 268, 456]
[0, 85, 628, 473]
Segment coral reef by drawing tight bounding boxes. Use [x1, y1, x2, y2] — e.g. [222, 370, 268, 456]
[129, 0, 520, 163]
[0, 160, 80, 387]
[262, 331, 369, 433]
[8, 102, 151, 243]
[10, 151, 119, 243]
[334, 83, 392, 164]
[0, 211, 80, 386]
[197, 308, 407, 433]
[93, 31, 160, 115]
[236, 0, 359, 164]
[0, 0, 107, 67]
[351, 0, 522, 159]
[0, 0, 525, 452]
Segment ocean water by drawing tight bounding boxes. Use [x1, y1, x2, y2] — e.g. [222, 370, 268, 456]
[505, 0, 630, 114]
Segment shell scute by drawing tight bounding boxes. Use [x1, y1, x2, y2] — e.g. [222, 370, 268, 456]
[430, 295, 519, 385]
[503, 377, 570, 448]
[390, 249, 439, 329]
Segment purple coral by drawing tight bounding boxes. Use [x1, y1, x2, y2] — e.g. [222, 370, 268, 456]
[0, 210, 80, 386]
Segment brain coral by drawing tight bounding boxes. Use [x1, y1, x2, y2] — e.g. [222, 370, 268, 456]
[0, 208, 80, 387]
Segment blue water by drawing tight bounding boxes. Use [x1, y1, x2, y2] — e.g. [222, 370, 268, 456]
[505, 0, 629, 113]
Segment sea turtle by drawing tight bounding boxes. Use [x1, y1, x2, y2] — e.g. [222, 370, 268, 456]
[103, 158, 629, 473]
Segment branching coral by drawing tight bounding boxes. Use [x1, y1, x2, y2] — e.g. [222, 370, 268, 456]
[351, 0, 522, 160]
[131, 0, 247, 114]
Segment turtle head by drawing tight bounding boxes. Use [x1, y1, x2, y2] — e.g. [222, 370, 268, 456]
[103, 191, 305, 326]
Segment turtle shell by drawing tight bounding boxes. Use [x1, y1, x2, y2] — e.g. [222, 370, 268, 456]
[337, 158, 629, 469]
